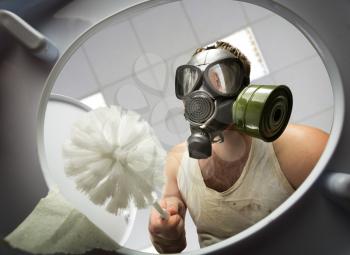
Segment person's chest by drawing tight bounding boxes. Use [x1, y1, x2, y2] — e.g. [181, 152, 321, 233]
[198, 157, 247, 192]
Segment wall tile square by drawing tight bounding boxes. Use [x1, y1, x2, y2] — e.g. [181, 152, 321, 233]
[251, 15, 317, 73]
[131, 2, 198, 60]
[83, 21, 143, 86]
[183, 0, 247, 44]
[240, 2, 274, 23]
[53, 48, 99, 99]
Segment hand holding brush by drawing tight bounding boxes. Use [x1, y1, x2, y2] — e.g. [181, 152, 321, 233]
[149, 196, 186, 253]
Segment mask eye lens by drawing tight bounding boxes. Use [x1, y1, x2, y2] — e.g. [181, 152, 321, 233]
[207, 62, 242, 95]
[175, 66, 201, 98]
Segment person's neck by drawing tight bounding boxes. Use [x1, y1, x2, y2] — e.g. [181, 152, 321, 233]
[211, 128, 252, 163]
[197, 128, 252, 192]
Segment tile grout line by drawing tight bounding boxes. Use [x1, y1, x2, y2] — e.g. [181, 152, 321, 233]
[269, 53, 318, 80]
[179, 1, 202, 45]
[128, 18, 166, 97]
[130, 10, 185, 139]
[129, 15, 184, 124]
[80, 45, 106, 99]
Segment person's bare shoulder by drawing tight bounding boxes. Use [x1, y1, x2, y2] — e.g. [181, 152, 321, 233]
[165, 143, 187, 178]
[168, 143, 187, 160]
[272, 124, 329, 189]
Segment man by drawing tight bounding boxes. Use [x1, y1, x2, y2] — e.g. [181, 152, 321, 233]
[148, 41, 329, 253]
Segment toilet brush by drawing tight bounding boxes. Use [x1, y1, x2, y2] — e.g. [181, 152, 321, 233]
[62, 105, 169, 220]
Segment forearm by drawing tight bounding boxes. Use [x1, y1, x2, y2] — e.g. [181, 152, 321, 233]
[150, 147, 188, 253]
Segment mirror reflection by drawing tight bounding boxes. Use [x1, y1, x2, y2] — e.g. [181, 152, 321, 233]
[5, 0, 332, 254]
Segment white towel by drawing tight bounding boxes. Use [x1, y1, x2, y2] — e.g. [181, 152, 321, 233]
[5, 188, 120, 254]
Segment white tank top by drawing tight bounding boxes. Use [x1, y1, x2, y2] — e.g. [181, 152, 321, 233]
[177, 138, 294, 248]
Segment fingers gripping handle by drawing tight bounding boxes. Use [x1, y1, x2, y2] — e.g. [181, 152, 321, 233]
[151, 192, 169, 220]
[153, 201, 169, 220]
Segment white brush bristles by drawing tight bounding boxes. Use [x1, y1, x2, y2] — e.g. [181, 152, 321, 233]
[63, 105, 166, 215]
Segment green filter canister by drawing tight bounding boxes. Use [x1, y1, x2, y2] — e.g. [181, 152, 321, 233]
[232, 84, 293, 142]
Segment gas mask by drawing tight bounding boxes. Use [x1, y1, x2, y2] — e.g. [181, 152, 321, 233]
[175, 48, 293, 159]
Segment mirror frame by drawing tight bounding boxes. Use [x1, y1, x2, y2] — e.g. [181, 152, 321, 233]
[36, 0, 344, 254]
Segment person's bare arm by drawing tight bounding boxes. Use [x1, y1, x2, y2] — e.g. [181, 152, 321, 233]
[149, 143, 187, 253]
[273, 124, 329, 189]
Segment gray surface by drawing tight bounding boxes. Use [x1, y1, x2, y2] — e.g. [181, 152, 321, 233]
[0, 10, 59, 63]
[0, 45, 52, 239]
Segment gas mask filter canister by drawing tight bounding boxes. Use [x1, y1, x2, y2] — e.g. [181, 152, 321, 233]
[232, 84, 293, 142]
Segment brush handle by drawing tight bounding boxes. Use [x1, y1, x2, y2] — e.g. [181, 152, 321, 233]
[152, 201, 169, 220]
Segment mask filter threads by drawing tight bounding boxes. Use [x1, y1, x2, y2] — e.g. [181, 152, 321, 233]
[232, 84, 293, 142]
[184, 91, 215, 125]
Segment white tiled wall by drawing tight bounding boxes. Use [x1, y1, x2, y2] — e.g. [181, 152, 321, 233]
[53, 0, 333, 134]
[272, 56, 333, 124]
[251, 14, 318, 73]
[240, 2, 273, 23]
[53, 48, 99, 98]
[182, 0, 247, 44]
[83, 21, 145, 85]
[49, 0, 334, 253]
[131, 2, 198, 59]
[102, 76, 150, 111]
